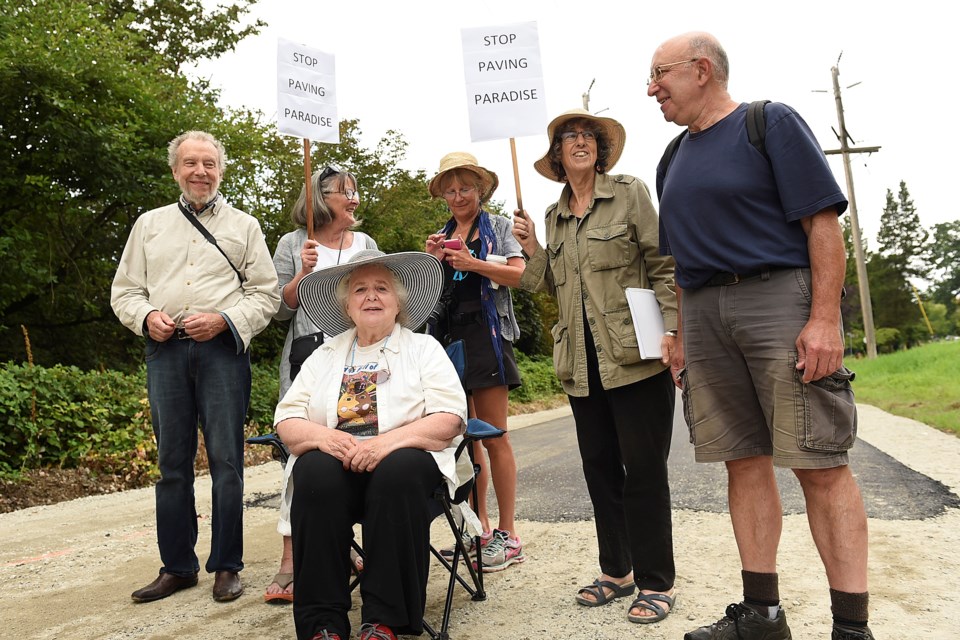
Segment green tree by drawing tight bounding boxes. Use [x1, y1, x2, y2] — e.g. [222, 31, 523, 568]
[867, 254, 918, 345]
[102, 0, 265, 73]
[0, 0, 259, 368]
[928, 220, 960, 308]
[0, 1, 443, 371]
[867, 181, 929, 345]
[876, 181, 929, 280]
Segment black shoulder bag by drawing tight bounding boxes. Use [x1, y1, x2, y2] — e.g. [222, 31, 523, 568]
[289, 329, 323, 381]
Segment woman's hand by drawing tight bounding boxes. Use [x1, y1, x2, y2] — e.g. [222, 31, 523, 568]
[425, 233, 446, 259]
[317, 428, 360, 463]
[299, 239, 320, 275]
[512, 209, 540, 257]
[343, 434, 395, 473]
[441, 235, 478, 272]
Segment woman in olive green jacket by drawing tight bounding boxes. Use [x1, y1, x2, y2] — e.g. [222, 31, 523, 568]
[512, 109, 680, 625]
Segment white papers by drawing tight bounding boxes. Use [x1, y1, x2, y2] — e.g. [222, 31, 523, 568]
[624, 288, 665, 360]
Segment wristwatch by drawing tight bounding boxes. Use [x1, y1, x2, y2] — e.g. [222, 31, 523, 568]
[664, 330, 678, 338]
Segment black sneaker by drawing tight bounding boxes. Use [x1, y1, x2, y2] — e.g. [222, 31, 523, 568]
[684, 602, 792, 639]
[832, 623, 875, 639]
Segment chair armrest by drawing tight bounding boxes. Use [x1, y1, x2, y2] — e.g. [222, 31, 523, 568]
[465, 418, 505, 441]
[245, 432, 291, 465]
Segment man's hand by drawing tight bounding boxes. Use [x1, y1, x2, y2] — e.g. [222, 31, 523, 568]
[145, 310, 176, 342]
[668, 338, 685, 389]
[795, 318, 843, 383]
[183, 312, 227, 342]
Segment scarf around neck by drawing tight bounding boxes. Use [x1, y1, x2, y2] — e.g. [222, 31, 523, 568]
[442, 210, 506, 384]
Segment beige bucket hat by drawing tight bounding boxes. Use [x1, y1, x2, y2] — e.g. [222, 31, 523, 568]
[428, 151, 499, 202]
[533, 109, 627, 182]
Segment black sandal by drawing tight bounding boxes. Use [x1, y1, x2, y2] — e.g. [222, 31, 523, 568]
[575, 579, 636, 607]
[627, 591, 677, 624]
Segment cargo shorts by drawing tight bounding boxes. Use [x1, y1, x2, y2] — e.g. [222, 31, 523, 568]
[680, 268, 857, 469]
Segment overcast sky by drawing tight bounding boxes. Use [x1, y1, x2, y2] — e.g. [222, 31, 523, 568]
[190, 0, 953, 248]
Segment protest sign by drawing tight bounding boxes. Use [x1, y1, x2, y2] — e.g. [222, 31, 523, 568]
[461, 22, 547, 143]
[276, 38, 338, 143]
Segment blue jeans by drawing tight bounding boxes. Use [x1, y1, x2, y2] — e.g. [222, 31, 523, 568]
[145, 332, 250, 575]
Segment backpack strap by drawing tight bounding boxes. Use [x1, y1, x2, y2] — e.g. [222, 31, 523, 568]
[656, 130, 687, 198]
[660, 131, 686, 171]
[746, 100, 771, 159]
[658, 100, 771, 197]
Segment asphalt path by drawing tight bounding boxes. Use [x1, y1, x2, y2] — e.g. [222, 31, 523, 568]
[508, 402, 960, 523]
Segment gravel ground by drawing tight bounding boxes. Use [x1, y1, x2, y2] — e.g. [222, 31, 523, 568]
[1, 403, 958, 639]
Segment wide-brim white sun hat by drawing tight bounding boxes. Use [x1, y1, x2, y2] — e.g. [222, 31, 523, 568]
[296, 250, 444, 336]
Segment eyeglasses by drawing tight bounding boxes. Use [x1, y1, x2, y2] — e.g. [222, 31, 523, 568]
[647, 57, 699, 85]
[442, 186, 477, 200]
[324, 188, 359, 200]
[559, 130, 598, 144]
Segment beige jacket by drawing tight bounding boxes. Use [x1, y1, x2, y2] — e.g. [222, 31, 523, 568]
[111, 198, 280, 350]
[519, 173, 677, 396]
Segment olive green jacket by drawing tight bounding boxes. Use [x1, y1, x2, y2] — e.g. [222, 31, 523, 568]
[519, 173, 677, 397]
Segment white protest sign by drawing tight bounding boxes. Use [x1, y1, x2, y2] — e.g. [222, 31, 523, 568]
[276, 38, 338, 143]
[461, 22, 547, 142]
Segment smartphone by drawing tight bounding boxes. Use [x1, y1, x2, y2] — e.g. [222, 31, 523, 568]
[442, 239, 463, 251]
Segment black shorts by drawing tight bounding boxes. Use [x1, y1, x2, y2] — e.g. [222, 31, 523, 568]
[447, 308, 522, 393]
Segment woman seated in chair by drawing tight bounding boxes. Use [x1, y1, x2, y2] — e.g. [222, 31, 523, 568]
[275, 250, 468, 640]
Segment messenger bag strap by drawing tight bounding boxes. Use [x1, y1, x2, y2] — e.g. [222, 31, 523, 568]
[177, 200, 245, 283]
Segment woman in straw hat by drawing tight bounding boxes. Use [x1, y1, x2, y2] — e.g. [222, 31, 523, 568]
[266, 165, 376, 603]
[425, 151, 525, 572]
[274, 250, 468, 640]
[512, 109, 680, 624]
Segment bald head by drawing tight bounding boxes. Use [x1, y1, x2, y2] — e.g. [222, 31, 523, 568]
[657, 31, 730, 89]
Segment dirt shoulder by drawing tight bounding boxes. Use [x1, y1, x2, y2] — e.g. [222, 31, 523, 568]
[1, 404, 957, 639]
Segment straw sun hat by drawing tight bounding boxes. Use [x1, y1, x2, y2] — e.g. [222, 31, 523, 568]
[428, 151, 499, 202]
[296, 250, 444, 336]
[533, 108, 627, 182]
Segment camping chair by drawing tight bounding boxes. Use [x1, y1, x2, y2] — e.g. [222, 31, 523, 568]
[246, 341, 504, 640]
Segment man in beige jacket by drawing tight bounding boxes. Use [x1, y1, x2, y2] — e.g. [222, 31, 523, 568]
[111, 131, 279, 604]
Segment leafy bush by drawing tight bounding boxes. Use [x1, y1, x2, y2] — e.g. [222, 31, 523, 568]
[509, 352, 563, 403]
[0, 360, 283, 478]
[0, 363, 154, 479]
[0, 354, 563, 480]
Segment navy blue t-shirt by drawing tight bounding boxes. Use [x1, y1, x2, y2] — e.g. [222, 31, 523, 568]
[656, 102, 848, 289]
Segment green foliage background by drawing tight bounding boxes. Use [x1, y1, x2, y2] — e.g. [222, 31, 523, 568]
[0, 0, 561, 480]
[3, 0, 957, 483]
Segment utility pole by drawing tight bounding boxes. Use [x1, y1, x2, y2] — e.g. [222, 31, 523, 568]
[582, 79, 595, 110]
[822, 63, 880, 359]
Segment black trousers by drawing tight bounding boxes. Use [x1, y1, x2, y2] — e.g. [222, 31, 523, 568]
[291, 448, 441, 640]
[567, 323, 677, 592]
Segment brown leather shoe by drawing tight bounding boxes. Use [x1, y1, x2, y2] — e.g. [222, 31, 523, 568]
[131, 571, 199, 603]
[212, 570, 244, 602]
